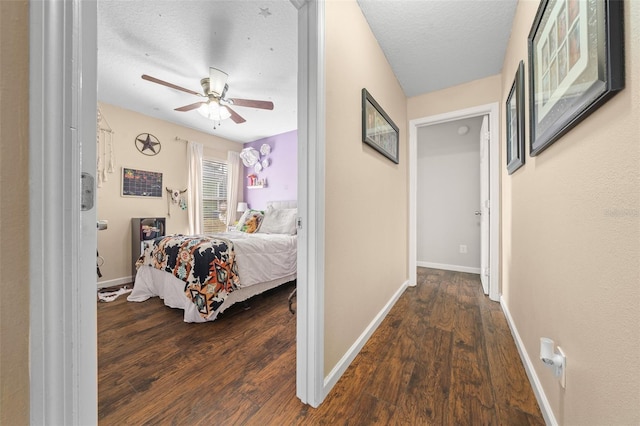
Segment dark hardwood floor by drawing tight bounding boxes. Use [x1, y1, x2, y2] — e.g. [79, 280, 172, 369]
[98, 268, 544, 425]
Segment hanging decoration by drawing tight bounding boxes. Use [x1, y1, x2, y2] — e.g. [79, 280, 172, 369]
[239, 147, 260, 167]
[259, 144, 272, 171]
[166, 187, 187, 217]
[135, 133, 162, 156]
[242, 143, 271, 187]
[97, 108, 116, 188]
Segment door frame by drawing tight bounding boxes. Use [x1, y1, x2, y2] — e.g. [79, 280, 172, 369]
[29, 1, 98, 423]
[295, 0, 326, 408]
[409, 103, 500, 301]
[29, 0, 325, 422]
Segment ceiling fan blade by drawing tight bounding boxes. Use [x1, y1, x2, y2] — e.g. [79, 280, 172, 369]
[225, 106, 246, 124]
[141, 74, 203, 97]
[229, 98, 274, 110]
[175, 101, 206, 112]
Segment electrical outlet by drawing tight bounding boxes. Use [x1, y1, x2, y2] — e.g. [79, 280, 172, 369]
[459, 244, 467, 254]
[557, 347, 566, 389]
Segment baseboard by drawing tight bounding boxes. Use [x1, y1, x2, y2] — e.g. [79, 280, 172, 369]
[417, 261, 480, 275]
[323, 280, 409, 395]
[97, 276, 134, 289]
[500, 297, 557, 426]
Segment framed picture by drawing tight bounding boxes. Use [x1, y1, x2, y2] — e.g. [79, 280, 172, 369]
[528, 0, 624, 156]
[362, 88, 399, 164]
[121, 167, 163, 198]
[506, 61, 526, 174]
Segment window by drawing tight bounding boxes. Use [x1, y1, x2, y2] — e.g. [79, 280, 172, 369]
[202, 158, 228, 233]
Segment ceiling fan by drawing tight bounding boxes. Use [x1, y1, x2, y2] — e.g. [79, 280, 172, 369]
[141, 67, 274, 125]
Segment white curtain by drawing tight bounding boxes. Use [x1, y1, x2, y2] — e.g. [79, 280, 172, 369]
[226, 150, 241, 226]
[187, 141, 204, 234]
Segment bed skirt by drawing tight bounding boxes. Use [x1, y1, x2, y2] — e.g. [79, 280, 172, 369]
[128, 266, 296, 323]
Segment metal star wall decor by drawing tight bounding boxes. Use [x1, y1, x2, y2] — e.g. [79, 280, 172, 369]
[135, 133, 161, 156]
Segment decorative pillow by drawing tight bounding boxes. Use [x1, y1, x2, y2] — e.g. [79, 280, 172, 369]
[235, 209, 251, 228]
[236, 209, 264, 233]
[257, 207, 297, 235]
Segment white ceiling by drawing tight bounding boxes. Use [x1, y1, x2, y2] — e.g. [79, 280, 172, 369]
[97, 0, 298, 144]
[97, 0, 517, 144]
[357, 0, 518, 97]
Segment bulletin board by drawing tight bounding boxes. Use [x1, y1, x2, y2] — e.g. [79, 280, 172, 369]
[121, 167, 163, 198]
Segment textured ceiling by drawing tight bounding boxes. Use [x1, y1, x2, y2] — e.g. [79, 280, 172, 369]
[97, 0, 298, 143]
[98, 0, 516, 143]
[357, 0, 518, 97]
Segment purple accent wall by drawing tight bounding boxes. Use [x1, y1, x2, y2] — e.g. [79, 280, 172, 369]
[243, 130, 297, 210]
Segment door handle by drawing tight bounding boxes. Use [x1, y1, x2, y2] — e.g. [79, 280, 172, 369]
[474, 211, 482, 216]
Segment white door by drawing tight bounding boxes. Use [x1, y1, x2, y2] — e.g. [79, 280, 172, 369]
[479, 115, 490, 294]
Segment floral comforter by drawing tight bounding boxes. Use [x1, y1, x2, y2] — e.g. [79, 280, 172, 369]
[136, 234, 240, 319]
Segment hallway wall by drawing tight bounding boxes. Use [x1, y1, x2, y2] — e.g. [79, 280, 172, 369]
[499, 1, 640, 423]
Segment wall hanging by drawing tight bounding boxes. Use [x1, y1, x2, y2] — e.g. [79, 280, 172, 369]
[135, 133, 162, 156]
[165, 187, 187, 217]
[362, 88, 399, 164]
[527, 0, 624, 155]
[97, 108, 116, 187]
[506, 60, 525, 174]
[121, 167, 163, 198]
[240, 147, 260, 167]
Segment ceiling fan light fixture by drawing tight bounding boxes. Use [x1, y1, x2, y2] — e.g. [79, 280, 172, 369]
[197, 102, 231, 121]
[209, 67, 228, 96]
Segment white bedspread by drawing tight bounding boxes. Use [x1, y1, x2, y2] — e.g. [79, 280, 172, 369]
[211, 231, 297, 287]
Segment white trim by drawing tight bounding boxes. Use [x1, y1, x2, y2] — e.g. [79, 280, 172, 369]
[409, 103, 500, 300]
[290, 0, 307, 9]
[98, 276, 135, 289]
[296, 0, 326, 408]
[31, 0, 319, 420]
[417, 261, 481, 275]
[323, 281, 409, 392]
[501, 297, 558, 426]
[29, 0, 98, 424]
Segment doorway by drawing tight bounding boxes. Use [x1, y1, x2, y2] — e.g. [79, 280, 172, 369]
[29, 0, 325, 423]
[409, 103, 500, 301]
[416, 117, 484, 274]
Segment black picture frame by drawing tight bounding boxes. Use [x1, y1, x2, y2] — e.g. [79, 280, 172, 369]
[528, 0, 624, 156]
[506, 61, 526, 174]
[121, 167, 163, 198]
[362, 88, 399, 164]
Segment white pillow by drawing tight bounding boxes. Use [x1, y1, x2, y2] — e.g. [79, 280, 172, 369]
[258, 207, 297, 235]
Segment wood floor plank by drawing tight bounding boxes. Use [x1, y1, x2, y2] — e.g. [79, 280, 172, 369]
[426, 272, 458, 332]
[480, 299, 545, 424]
[98, 269, 544, 425]
[448, 277, 498, 425]
[393, 326, 453, 425]
[243, 377, 307, 426]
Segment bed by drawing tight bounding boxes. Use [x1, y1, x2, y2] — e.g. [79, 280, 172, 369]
[127, 200, 297, 323]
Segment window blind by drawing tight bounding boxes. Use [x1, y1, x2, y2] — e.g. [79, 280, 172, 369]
[202, 158, 228, 233]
